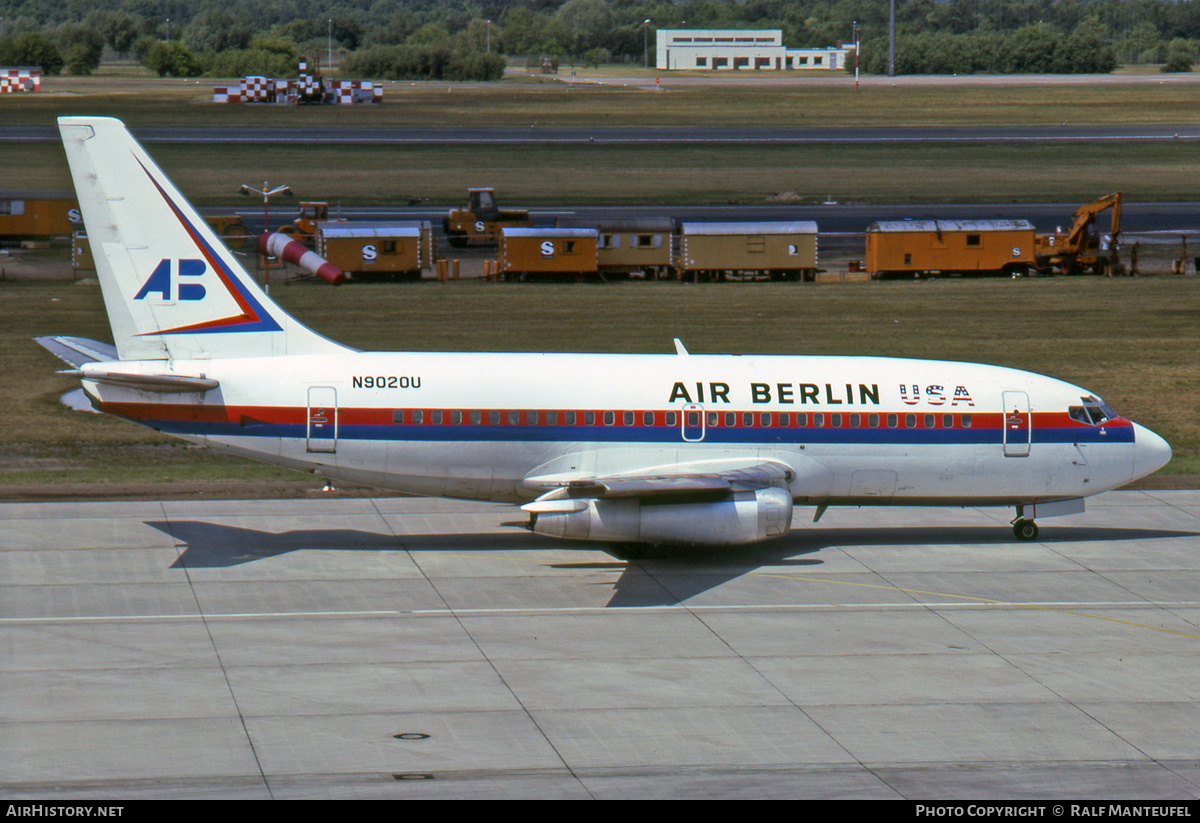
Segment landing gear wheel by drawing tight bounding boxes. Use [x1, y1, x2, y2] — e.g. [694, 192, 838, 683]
[1012, 519, 1039, 541]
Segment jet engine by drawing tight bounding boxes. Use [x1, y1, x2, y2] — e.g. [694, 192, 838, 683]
[528, 486, 793, 546]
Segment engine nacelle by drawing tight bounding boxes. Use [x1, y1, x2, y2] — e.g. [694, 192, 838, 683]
[530, 487, 793, 546]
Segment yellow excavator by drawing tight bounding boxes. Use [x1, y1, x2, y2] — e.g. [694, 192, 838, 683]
[1035, 192, 1124, 275]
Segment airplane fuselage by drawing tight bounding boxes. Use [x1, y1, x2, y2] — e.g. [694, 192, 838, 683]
[81, 351, 1155, 508]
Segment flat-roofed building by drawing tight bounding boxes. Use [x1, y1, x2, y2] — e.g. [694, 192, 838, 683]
[656, 30, 852, 71]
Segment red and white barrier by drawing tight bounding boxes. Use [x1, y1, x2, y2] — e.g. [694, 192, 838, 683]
[0, 67, 41, 93]
[258, 232, 346, 285]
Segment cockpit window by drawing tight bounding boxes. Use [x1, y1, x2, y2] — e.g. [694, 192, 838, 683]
[1068, 396, 1117, 425]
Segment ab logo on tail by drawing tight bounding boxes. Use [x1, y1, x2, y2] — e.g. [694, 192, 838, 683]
[135, 259, 207, 302]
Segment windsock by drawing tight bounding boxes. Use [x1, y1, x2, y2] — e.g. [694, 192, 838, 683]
[258, 232, 346, 285]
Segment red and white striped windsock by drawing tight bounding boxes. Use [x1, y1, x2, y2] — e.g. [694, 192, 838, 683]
[258, 232, 346, 285]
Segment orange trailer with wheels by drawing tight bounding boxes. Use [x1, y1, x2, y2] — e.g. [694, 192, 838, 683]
[865, 219, 1037, 279]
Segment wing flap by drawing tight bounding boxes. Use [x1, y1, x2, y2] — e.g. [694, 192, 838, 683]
[565, 475, 733, 498]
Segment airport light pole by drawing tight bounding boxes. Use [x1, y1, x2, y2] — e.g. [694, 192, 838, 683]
[327, 19, 332, 71]
[888, 0, 896, 76]
[240, 182, 292, 292]
[644, 19, 651, 69]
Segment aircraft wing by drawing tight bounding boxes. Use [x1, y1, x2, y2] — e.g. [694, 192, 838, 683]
[521, 458, 795, 513]
[34, 336, 118, 368]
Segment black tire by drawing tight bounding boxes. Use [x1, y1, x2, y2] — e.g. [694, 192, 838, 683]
[1012, 519, 1039, 541]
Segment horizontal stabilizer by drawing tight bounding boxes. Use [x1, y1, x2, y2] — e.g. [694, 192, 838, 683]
[58, 369, 219, 393]
[34, 336, 118, 368]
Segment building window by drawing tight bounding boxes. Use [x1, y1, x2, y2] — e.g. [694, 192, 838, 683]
[695, 57, 707, 68]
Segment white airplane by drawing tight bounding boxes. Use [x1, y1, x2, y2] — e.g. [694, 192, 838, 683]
[38, 116, 1171, 546]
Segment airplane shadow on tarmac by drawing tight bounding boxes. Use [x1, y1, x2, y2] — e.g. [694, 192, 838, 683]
[144, 519, 1200, 608]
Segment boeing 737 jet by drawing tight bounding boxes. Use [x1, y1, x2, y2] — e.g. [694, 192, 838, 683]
[37, 117, 1172, 545]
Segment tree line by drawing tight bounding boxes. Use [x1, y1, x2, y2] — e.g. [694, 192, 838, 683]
[1, 0, 1199, 78]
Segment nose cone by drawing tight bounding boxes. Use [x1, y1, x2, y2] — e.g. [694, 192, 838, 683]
[1132, 423, 1172, 482]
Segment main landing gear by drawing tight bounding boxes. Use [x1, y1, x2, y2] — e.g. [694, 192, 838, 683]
[1011, 507, 1039, 541]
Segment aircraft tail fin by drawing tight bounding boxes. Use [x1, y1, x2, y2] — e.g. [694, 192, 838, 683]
[57, 116, 348, 362]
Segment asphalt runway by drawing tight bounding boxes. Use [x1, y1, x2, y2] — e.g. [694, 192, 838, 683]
[3, 491, 1200, 799]
[6, 124, 1200, 146]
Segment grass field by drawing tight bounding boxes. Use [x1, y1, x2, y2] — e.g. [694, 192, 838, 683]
[8, 139, 1200, 206]
[3, 277, 1197, 494]
[5, 73, 1200, 205]
[9, 71, 1200, 129]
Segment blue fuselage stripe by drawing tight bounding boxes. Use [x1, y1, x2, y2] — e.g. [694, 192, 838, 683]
[143, 419, 1136, 446]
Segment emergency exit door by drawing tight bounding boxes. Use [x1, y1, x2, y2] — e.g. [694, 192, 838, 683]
[306, 386, 338, 453]
[681, 404, 705, 442]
